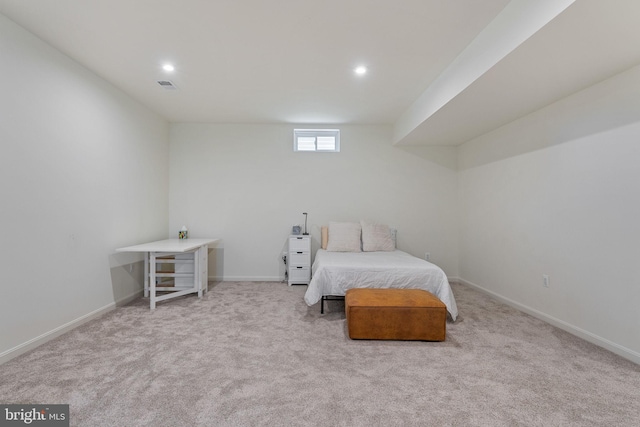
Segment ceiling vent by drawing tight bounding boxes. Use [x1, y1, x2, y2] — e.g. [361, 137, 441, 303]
[157, 80, 177, 90]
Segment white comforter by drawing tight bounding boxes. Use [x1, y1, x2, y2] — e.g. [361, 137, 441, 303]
[305, 249, 458, 321]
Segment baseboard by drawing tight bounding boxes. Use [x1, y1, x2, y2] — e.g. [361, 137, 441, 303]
[457, 277, 640, 365]
[0, 301, 117, 365]
[215, 276, 283, 282]
[115, 289, 144, 307]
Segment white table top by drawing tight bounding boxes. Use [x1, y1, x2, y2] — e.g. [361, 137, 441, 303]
[116, 238, 219, 253]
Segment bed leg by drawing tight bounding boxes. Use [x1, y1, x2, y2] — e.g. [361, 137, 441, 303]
[321, 297, 324, 314]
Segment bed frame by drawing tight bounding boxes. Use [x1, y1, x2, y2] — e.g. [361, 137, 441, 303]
[320, 295, 345, 314]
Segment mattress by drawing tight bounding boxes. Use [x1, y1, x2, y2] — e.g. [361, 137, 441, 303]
[304, 249, 458, 321]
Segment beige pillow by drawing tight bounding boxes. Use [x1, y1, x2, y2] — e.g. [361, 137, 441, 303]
[361, 220, 395, 252]
[321, 226, 328, 249]
[326, 222, 362, 252]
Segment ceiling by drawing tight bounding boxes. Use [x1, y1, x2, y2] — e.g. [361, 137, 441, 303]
[1, 0, 639, 146]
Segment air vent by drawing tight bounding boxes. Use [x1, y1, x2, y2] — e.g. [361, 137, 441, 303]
[157, 80, 177, 90]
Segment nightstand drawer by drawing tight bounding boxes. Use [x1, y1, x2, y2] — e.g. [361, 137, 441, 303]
[289, 252, 310, 266]
[289, 266, 310, 283]
[289, 237, 310, 252]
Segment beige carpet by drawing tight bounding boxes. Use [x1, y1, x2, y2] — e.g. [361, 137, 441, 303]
[0, 282, 638, 426]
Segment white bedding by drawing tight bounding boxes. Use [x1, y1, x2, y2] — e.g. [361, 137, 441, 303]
[304, 249, 458, 321]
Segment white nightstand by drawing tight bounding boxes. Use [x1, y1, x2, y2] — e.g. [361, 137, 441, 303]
[288, 235, 311, 285]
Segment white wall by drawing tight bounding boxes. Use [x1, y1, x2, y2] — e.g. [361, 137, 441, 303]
[0, 14, 170, 361]
[169, 123, 459, 281]
[457, 65, 640, 363]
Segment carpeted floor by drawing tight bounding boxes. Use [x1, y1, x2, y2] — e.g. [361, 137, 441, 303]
[0, 281, 638, 426]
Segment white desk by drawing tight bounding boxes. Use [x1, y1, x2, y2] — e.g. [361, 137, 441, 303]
[116, 238, 219, 309]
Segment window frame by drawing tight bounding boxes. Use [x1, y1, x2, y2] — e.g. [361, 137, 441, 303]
[293, 129, 340, 152]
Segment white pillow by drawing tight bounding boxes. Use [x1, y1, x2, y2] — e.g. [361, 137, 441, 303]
[326, 222, 362, 252]
[361, 220, 395, 252]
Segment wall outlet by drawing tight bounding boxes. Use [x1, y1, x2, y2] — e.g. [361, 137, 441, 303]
[543, 274, 550, 288]
[425, 252, 431, 261]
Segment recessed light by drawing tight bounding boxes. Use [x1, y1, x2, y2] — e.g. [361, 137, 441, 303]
[354, 65, 367, 75]
[162, 64, 175, 72]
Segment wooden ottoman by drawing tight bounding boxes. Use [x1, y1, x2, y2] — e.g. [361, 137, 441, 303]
[345, 288, 446, 341]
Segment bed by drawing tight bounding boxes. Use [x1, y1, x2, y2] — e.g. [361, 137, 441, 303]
[303, 222, 458, 321]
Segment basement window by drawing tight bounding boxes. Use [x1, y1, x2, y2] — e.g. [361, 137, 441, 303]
[294, 129, 340, 152]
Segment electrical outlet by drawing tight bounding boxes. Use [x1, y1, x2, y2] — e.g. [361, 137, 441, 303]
[425, 252, 431, 261]
[543, 274, 550, 288]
